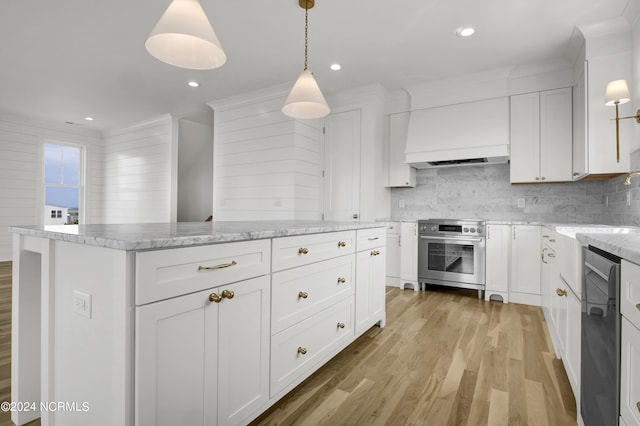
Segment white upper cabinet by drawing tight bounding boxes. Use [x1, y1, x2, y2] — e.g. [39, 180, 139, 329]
[510, 88, 573, 183]
[387, 112, 416, 187]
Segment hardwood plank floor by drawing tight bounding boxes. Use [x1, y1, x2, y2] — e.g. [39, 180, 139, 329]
[0, 262, 575, 426]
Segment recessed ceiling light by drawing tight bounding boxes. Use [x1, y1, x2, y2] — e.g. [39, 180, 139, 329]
[84, 117, 94, 121]
[456, 26, 475, 37]
[188, 81, 200, 88]
[330, 63, 341, 71]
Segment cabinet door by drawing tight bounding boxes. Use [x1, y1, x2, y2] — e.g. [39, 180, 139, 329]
[388, 112, 416, 187]
[565, 287, 581, 397]
[217, 276, 270, 425]
[621, 317, 640, 426]
[355, 247, 385, 336]
[553, 274, 568, 358]
[136, 288, 218, 426]
[485, 225, 510, 294]
[540, 87, 572, 182]
[510, 226, 542, 296]
[323, 109, 361, 222]
[386, 226, 401, 281]
[510, 92, 541, 183]
[400, 222, 418, 283]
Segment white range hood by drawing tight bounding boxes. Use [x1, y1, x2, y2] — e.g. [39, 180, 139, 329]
[405, 97, 510, 168]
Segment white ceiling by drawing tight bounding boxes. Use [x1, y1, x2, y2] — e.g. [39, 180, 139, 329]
[0, 0, 634, 132]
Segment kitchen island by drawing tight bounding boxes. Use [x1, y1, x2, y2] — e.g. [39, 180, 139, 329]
[9, 221, 387, 426]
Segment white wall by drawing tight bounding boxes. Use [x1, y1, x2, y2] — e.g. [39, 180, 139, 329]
[0, 114, 102, 261]
[209, 87, 324, 221]
[177, 118, 214, 222]
[101, 115, 176, 224]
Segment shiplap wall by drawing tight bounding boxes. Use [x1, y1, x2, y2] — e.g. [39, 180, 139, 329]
[101, 115, 176, 224]
[0, 115, 103, 261]
[210, 92, 323, 221]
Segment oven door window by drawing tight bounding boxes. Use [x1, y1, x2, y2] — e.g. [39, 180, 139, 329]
[427, 241, 475, 275]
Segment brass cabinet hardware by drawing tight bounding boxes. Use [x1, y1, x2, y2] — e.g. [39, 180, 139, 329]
[535, 177, 540, 181]
[556, 288, 567, 297]
[298, 247, 309, 255]
[542, 235, 550, 238]
[541, 176, 546, 180]
[221, 289, 235, 299]
[337, 277, 346, 284]
[298, 291, 308, 299]
[198, 260, 237, 270]
[208, 293, 222, 303]
[368, 237, 380, 241]
[337, 322, 345, 329]
[548, 253, 556, 258]
[637, 401, 640, 412]
[549, 239, 556, 243]
[636, 303, 640, 311]
[573, 172, 580, 176]
[370, 250, 380, 256]
[297, 347, 307, 355]
[337, 241, 346, 247]
[541, 248, 548, 263]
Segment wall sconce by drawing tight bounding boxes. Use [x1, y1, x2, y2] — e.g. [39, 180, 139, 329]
[605, 79, 640, 163]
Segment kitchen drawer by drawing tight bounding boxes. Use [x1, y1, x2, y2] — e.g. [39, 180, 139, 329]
[622, 260, 640, 328]
[621, 316, 640, 426]
[272, 231, 355, 272]
[356, 227, 386, 252]
[135, 239, 270, 305]
[272, 254, 355, 334]
[270, 297, 354, 397]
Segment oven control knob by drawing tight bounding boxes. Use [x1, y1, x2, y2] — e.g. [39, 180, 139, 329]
[463, 227, 469, 233]
[430, 225, 437, 232]
[477, 227, 483, 234]
[470, 227, 476, 233]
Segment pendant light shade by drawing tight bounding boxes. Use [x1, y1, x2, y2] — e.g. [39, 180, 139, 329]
[282, 69, 330, 119]
[282, 0, 330, 119]
[145, 0, 226, 70]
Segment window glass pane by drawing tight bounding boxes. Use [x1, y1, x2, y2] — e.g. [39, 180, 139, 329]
[45, 186, 79, 209]
[44, 144, 62, 184]
[62, 146, 79, 185]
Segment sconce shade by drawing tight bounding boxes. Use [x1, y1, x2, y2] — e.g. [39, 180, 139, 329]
[605, 79, 631, 106]
[282, 69, 330, 119]
[145, 0, 226, 70]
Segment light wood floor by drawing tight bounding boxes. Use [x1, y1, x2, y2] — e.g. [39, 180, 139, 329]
[0, 262, 575, 426]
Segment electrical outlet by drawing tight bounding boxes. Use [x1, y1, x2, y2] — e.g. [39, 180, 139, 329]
[73, 290, 92, 319]
[399, 199, 406, 209]
[517, 198, 525, 209]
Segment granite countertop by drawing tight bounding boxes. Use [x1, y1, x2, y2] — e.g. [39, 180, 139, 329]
[8, 221, 385, 251]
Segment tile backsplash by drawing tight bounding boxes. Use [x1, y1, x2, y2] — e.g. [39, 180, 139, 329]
[390, 149, 640, 226]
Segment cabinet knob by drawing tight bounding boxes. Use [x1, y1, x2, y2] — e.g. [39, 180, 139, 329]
[556, 288, 567, 297]
[337, 322, 345, 329]
[541, 177, 546, 180]
[297, 347, 307, 355]
[221, 289, 234, 300]
[573, 172, 579, 176]
[337, 277, 346, 284]
[370, 250, 380, 256]
[208, 293, 222, 303]
[338, 241, 346, 247]
[298, 291, 308, 299]
[535, 177, 540, 181]
[549, 239, 556, 243]
[298, 247, 309, 255]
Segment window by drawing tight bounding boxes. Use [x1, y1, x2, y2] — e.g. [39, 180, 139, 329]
[44, 143, 82, 225]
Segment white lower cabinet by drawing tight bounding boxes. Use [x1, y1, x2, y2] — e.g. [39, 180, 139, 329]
[485, 224, 510, 302]
[136, 275, 270, 426]
[510, 225, 542, 305]
[621, 260, 640, 426]
[400, 222, 419, 291]
[385, 222, 401, 287]
[355, 228, 387, 335]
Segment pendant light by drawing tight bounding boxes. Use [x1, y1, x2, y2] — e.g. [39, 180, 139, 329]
[282, 0, 330, 119]
[145, 0, 226, 70]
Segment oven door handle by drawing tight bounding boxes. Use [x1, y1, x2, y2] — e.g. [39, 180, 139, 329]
[420, 235, 483, 243]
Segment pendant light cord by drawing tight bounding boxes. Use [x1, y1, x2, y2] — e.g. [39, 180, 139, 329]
[304, 6, 309, 71]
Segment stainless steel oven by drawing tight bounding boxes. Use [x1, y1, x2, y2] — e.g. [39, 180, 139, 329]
[418, 219, 486, 297]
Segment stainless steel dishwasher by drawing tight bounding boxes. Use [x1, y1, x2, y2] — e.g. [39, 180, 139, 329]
[581, 245, 621, 426]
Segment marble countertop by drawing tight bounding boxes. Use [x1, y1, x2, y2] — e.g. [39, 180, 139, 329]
[576, 233, 640, 265]
[8, 221, 386, 251]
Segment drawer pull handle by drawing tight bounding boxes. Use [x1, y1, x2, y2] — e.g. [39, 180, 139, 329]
[298, 247, 309, 255]
[221, 290, 234, 300]
[297, 347, 307, 355]
[541, 248, 548, 263]
[370, 250, 380, 256]
[556, 288, 567, 297]
[198, 260, 237, 270]
[337, 277, 346, 284]
[368, 237, 380, 241]
[298, 291, 308, 299]
[338, 241, 346, 247]
[337, 322, 345, 329]
[548, 253, 555, 258]
[208, 293, 222, 303]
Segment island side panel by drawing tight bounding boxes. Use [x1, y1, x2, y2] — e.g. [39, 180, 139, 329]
[52, 240, 134, 426]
